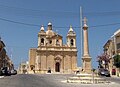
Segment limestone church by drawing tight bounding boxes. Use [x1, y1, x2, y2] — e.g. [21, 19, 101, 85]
[29, 22, 78, 74]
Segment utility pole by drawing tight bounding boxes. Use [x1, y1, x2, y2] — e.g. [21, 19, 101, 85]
[80, 6, 83, 68]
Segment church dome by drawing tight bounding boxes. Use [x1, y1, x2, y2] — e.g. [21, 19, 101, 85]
[46, 22, 55, 37]
[46, 30, 55, 37]
[48, 22, 52, 26]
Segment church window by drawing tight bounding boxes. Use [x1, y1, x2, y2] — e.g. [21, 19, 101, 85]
[70, 39, 74, 46]
[41, 38, 44, 45]
[49, 40, 52, 44]
[56, 40, 60, 46]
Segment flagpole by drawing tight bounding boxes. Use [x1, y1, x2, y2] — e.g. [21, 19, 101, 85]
[80, 6, 83, 68]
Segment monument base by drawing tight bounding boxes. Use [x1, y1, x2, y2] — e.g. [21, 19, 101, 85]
[82, 56, 92, 74]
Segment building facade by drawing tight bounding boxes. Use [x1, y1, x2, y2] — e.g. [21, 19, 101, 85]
[18, 61, 29, 74]
[103, 29, 120, 76]
[29, 23, 78, 74]
[0, 39, 14, 71]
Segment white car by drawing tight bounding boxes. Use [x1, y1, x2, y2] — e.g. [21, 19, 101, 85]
[11, 70, 17, 75]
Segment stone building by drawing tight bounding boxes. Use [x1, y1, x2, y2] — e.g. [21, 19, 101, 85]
[0, 38, 14, 70]
[29, 23, 78, 74]
[18, 61, 29, 74]
[103, 29, 120, 76]
[0, 40, 6, 68]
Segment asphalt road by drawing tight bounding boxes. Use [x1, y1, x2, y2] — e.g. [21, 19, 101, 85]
[0, 74, 120, 87]
[0, 74, 62, 87]
[0, 74, 74, 87]
[104, 76, 120, 84]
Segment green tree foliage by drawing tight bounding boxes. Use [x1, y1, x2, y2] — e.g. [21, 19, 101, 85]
[114, 55, 120, 68]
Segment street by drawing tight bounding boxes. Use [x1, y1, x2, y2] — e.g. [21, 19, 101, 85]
[104, 76, 120, 84]
[0, 74, 120, 87]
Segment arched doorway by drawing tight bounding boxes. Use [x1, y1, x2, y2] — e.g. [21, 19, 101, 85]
[55, 62, 60, 72]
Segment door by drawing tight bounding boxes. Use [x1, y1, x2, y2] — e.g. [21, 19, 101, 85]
[55, 62, 60, 72]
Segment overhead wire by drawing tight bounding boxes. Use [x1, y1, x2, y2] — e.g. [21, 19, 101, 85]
[1, 17, 120, 28]
[0, 4, 78, 18]
[0, 4, 120, 28]
[90, 23, 120, 28]
[1, 3, 120, 18]
[0, 17, 40, 27]
[0, 3, 120, 16]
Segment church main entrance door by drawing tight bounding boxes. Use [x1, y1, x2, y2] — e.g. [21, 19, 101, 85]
[55, 62, 60, 72]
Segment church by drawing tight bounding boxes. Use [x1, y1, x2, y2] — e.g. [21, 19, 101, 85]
[29, 22, 78, 74]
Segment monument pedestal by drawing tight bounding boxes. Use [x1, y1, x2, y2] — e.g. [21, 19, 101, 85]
[82, 56, 92, 73]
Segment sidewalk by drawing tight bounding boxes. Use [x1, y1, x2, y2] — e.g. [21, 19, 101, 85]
[0, 76, 4, 78]
[111, 75, 120, 78]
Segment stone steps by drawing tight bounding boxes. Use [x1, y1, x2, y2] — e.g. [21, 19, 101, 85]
[66, 73, 111, 84]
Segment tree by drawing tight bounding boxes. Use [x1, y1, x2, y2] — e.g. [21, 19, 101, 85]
[97, 53, 110, 69]
[114, 55, 120, 68]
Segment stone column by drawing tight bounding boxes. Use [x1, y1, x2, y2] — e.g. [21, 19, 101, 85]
[83, 24, 89, 56]
[82, 17, 92, 73]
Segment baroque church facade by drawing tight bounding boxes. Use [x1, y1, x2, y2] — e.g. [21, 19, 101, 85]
[29, 23, 77, 73]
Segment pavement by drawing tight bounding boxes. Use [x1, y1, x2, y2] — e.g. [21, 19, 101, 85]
[0, 76, 4, 78]
[0, 74, 119, 87]
[35, 74, 120, 87]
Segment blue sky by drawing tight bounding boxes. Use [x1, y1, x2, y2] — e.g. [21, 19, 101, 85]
[0, 0, 120, 69]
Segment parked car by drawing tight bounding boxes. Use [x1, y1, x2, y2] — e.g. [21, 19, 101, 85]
[0, 69, 3, 76]
[98, 68, 110, 77]
[1, 67, 11, 76]
[11, 70, 17, 75]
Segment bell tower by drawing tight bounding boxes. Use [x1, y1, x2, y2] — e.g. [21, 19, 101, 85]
[38, 25, 46, 47]
[67, 26, 76, 47]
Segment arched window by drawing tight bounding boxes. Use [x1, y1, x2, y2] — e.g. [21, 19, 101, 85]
[41, 38, 44, 45]
[49, 40, 52, 44]
[70, 39, 74, 46]
[56, 40, 60, 46]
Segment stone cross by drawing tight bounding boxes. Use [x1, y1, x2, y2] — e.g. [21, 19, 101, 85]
[83, 17, 87, 24]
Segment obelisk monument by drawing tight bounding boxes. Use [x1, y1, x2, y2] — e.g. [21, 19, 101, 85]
[82, 17, 92, 73]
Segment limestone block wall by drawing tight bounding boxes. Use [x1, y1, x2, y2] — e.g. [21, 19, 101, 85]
[29, 48, 36, 70]
[40, 55, 46, 70]
[71, 56, 77, 70]
[47, 55, 54, 72]
[64, 55, 72, 73]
